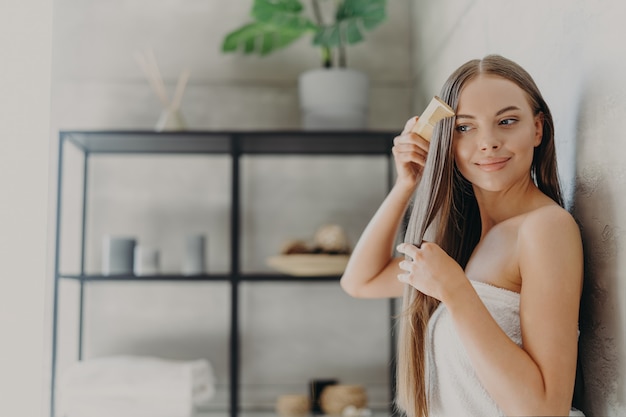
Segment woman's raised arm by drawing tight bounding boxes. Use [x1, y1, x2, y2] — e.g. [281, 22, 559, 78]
[340, 117, 429, 299]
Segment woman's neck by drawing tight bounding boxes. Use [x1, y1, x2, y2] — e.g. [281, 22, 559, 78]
[473, 177, 551, 236]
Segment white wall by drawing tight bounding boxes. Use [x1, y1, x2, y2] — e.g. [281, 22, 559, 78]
[0, 0, 52, 416]
[49, 0, 413, 412]
[409, 0, 626, 415]
[51, 0, 412, 131]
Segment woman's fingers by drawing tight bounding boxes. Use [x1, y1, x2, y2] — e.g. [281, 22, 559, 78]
[393, 141, 428, 156]
[395, 243, 427, 288]
[393, 117, 431, 185]
[393, 147, 427, 166]
[393, 132, 430, 153]
[396, 243, 419, 259]
[399, 116, 429, 145]
[397, 252, 416, 285]
[394, 117, 430, 163]
[399, 260, 411, 271]
[397, 273, 410, 284]
[401, 116, 419, 135]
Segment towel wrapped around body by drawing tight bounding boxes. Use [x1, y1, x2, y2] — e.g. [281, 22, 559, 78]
[426, 280, 584, 417]
[57, 355, 215, 417]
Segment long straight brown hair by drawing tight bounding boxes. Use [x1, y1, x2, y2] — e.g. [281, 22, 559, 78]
[395, 55, 563, 417]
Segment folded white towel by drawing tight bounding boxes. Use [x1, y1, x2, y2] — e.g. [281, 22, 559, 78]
[57, 397, 191, 417]
[57, 355, 216, 417]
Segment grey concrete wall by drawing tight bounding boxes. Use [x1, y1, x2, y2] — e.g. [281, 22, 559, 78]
[409, 0, 626, 415]
[572, 50, 626, 417]
[50, 0, 413, 412]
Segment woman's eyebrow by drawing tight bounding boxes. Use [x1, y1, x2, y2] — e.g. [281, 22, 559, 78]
[495, 105, 521, 116]
[455, 105, 522, 120]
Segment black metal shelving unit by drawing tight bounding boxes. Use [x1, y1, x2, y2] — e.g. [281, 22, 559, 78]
[51, 130, 397, 417]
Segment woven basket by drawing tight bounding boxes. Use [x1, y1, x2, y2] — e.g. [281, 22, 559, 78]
[319, 384, 368, 415]
[276, 394, 311, 417]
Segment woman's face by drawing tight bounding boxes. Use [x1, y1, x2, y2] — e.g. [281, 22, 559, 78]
[452, 74, 543, 193]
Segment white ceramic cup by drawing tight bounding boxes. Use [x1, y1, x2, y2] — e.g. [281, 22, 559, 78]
[183, 234, 206, 275]
[133, 246, 160, 276]
[102, 236, 136, 275]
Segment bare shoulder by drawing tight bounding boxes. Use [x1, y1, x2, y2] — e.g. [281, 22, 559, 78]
[519, 204, 581, 243]
[518, 204, 583, 289]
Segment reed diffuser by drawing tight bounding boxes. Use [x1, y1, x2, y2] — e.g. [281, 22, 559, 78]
[134, 49, 190, 131]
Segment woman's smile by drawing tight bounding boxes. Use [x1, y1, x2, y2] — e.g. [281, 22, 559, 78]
[475, 156, 512, 171]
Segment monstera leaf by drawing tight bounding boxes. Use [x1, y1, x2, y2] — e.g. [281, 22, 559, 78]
[222, 0, 317, 55]
[222, 0, 388, 65]
[313, 0, 386, 48]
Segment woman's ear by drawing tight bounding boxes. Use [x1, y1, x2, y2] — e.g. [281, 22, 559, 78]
[533, 112, 544, 147]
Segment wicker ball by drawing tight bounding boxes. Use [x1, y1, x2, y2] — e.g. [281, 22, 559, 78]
[275, 394, 311, 417]
[319, 384, 367, 415]
[314, 224, 350, 253]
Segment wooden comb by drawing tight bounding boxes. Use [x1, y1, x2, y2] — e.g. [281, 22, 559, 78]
[411, 96, 455, 141]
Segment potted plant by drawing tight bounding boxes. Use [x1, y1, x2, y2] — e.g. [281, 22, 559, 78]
[222, 0, 387, 129]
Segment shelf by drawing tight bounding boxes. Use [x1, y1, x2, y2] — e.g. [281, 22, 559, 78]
[63, 131, 232, 154]
[60, 130, 395, 155]
[59, 273, 232, 282]
[238, 131, 394, 154]
[58, 273, 341, 282]
[240, 273, 341, 282]
[52, 130, 396, 417]
[193, 410, 392, 417]
[196, 400, 392, 414]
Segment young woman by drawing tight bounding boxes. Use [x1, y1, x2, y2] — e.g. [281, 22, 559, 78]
[340, 55, 584, 417]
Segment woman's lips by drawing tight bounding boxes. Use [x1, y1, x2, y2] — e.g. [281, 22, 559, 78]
[475, 157, 511, 171]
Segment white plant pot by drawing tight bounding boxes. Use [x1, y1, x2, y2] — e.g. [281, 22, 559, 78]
[298, 68, 369, 130]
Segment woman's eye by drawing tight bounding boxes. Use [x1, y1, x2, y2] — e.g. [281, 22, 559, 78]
[455, 125, 470, 133]
[499, 118, 517, 126]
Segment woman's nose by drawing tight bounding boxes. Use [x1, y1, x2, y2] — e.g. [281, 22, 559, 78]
[479, 132, 500, 151]
[481, 142, 499, 151]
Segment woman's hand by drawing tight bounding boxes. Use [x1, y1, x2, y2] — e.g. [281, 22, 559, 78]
[392, 117, 430, 189]
[396, 242, 467, 303]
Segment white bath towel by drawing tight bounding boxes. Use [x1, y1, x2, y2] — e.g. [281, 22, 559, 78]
[426, 280, 584, 417]
[57, 355, 216, 417]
